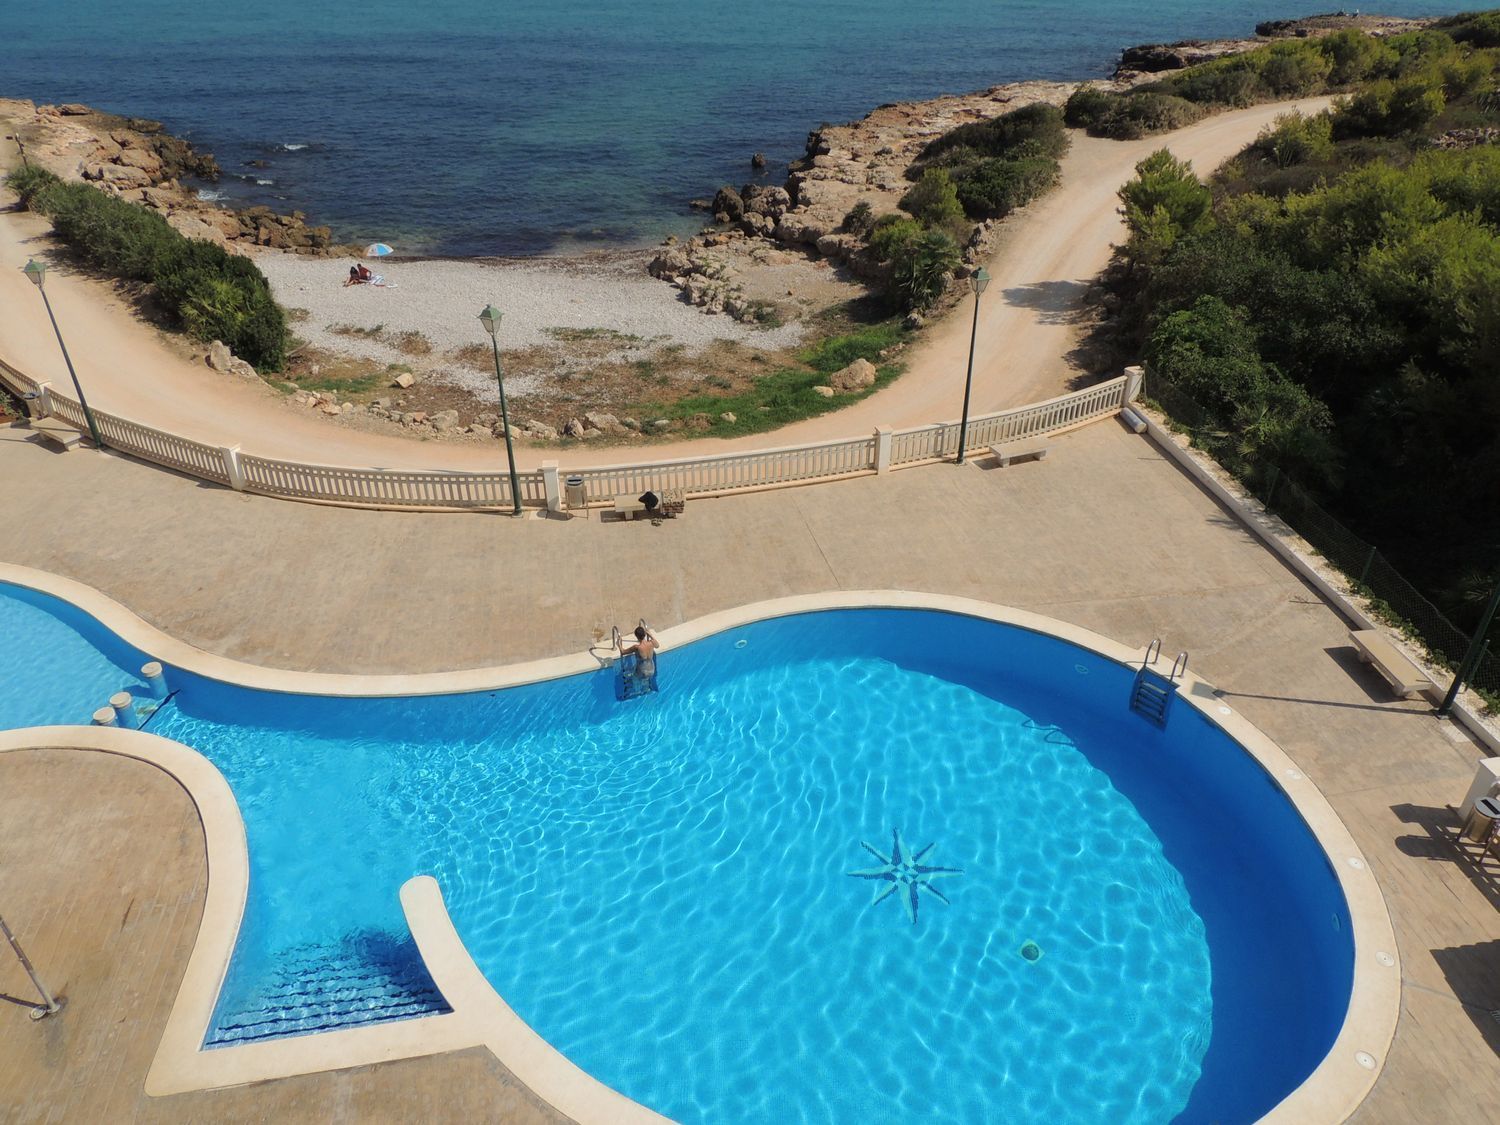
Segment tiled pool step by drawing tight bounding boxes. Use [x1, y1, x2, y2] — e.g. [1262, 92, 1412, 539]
[207, 938, 450, 1046]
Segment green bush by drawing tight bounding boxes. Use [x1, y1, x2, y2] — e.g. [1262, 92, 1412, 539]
[1319, 29, 1399, 86]
[889, 229, 961, 312]
[1064, 85, 1113, 128]
[1090, 92, 1207, 139]
[6, 168, 287, 369]
[841, 200, 875, 236]
[919, 102, 1068, 163]
[1331, 78, 1447, 139]
[1438, 11, 1500, 48]
[898, 168, 967, 233]
[867, 215, 924, 262]
[1259, 41, 1334, 96]
[954, 156, 1059, 218]
[1252, 112, 1334, 168]
[7, 164, 63, 208]
[1154, 57, 1265, 107]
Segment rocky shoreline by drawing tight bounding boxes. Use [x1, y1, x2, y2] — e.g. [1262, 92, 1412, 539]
[2, 99, 340, 256]
[650, 11, 1437, 322]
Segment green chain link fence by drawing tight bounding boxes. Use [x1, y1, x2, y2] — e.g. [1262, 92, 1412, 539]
[1145, 377, 1499, 711]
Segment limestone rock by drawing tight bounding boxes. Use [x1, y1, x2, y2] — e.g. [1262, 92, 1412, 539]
[650, 419, 672, 432]
[829, 357, 877, 392]
[319, 402, 342, 415]
[58, 103, 91, 116]
[117, 145, 164, 178]
[740, 183, 791, 219]
[522, 419, 560, 440]
[583, 411, 627, 435]
[207, 340, 232, 373]
[392, 372, 415, 389]
[712, 185, 744, 222]
[720, 412, 737, 424]
[431, 409, 462, 433]
[227, 357, 257, 379]
[811, 385, 836, 398]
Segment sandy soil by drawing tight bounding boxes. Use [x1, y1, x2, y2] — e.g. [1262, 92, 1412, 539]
[0, 97, 1330, 471]
[260, 251, 814, 400]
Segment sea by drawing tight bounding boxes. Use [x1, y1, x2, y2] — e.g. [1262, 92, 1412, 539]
[3, 1, 1459, 257]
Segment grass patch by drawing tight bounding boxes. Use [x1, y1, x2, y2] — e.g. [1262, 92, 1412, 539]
[291, 371, 385, 395]
[389, 330, 433, 356]
[632, 319, 907, 437]
[546, 326, 643, 344]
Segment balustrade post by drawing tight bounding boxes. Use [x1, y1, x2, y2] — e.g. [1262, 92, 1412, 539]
[219, 444, 246, 491]
[1123, 365, 1144, 404]
[541, 460, 562, 513]
[35, 381, 54, 417]
[874, 426, 892, 473]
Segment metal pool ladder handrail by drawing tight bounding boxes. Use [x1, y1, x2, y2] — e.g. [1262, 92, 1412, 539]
[1168, 650, 1189, 682]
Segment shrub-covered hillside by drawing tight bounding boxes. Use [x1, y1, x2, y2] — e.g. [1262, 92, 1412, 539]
[1107, 13, 1500, 635]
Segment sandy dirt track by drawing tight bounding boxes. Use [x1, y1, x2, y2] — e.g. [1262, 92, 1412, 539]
[0, 98, 1329, 472]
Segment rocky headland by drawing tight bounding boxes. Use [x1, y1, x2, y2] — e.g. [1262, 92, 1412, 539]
[2, 99, 338, 255]
[652, 11, 1438, 324]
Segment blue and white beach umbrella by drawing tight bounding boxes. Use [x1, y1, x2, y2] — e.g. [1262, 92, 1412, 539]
[364, 242, 394, 258]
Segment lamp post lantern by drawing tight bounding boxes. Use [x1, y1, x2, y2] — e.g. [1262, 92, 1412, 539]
[23, 259, 104, 449]
[479, 304, 523, 516]
[955, 266, 990, 465]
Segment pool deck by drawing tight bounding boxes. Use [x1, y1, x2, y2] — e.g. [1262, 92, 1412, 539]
[0, 418, 1495, 1121]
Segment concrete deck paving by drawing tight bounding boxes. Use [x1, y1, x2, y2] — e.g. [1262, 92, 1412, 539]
[0, 417, 1495, 1121]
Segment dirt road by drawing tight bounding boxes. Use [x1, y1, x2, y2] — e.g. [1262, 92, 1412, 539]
[0, 97, 1328, 471]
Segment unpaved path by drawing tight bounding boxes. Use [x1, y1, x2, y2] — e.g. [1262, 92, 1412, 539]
[0, 97, 1329, 471]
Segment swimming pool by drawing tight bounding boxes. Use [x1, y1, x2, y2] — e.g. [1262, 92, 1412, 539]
[0, 577, 1370, 1123]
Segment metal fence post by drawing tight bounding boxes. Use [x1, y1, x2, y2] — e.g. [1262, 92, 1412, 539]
[1358, 545, 1376, 586]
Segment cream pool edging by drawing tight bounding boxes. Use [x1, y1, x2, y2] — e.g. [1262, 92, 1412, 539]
[0, 561, 1401, 1123]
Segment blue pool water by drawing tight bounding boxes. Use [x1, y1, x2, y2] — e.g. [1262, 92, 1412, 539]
[0, 583, 1353, 1123]
[0, 1, 1459, 255]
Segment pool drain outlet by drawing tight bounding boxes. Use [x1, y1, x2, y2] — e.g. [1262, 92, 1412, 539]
[1020, 940, 1043, 963]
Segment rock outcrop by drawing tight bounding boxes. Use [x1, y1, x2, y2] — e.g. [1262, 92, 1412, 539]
[15, 100, 336, 256]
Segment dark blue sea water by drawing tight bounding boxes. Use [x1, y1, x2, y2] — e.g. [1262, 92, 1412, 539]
[3, 1, 1457, 255]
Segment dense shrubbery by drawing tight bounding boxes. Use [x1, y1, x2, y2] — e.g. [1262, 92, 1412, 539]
[1110, 18, 1500, 624]
[912, 103, 1069, 219]
[1066, 28, 1487, 140]
[5, 167, 286, 370]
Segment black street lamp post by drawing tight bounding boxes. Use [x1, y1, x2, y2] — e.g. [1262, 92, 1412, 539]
[955, 267, 991, 464]
[22, 258, 104, 449]
[478, 305, 523, 516]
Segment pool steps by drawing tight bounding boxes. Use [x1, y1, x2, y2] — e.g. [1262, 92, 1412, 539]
[207, 941, 449, 1046]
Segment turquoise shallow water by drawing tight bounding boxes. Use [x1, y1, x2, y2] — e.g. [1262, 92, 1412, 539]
[0, 1, 1458, 254]
[1, 585, 1354, 1123]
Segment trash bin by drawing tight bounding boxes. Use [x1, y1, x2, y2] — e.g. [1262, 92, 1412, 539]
[564, 474, 587, 511]
[1461, 794, 1500, 844]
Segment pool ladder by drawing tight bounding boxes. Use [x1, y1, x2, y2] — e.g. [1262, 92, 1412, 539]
[1131, 639, 1187, 728]
[612, 619, 659, 701]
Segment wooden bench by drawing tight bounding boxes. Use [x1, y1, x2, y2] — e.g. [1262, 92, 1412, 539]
[29, 419, 85, 452]
[989, 438, 1052, 467]
[1349, 629, 1434, 699]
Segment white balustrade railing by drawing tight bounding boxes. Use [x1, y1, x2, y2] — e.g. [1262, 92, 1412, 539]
[1, 355, 1137, 512]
